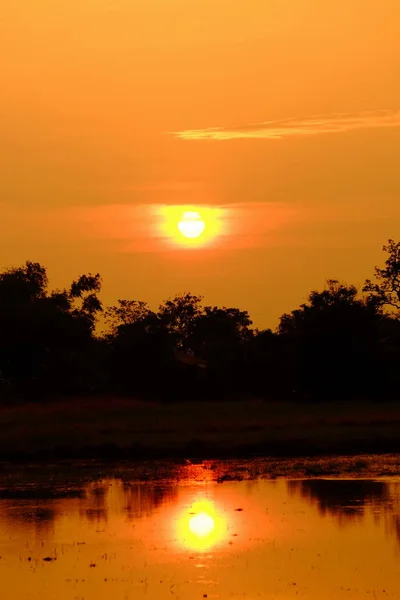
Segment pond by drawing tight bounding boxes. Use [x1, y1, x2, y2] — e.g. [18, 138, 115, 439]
[0, 459, 399, 599]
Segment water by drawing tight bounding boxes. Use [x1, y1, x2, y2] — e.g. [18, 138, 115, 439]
[0, 460, 399, 599]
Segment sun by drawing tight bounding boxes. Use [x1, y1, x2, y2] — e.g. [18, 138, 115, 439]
[189, 511, 215, 538]
[156, 204, 224, 249]
[178, 211, 205, 239]
[174, 499, 227, 551]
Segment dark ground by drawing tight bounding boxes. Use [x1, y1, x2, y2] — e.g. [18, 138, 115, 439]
[1, 398, 400, 462]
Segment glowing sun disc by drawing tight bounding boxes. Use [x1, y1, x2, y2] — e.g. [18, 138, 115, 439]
[189, 512, 215, 538]
[178, 211, 205, 239]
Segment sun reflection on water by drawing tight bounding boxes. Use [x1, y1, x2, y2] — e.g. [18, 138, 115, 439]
[175, 498, 227, 552]
[2, 469, 400, 600]
[189, 511, 215, 537]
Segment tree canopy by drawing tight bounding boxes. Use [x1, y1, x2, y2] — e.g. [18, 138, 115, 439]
[0, 240, 399, 403]
[363, 239, 400, 312]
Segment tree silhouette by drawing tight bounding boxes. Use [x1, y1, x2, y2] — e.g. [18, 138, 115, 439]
[188, 306, 252, 359]
[104, 298, 177, 399]
[0, 262, 103, 399]
[278, 280, 381, 398]
[364, 239, 400, 312]
[0, 261, 48, 304]
[362, 240, 400, 394]
[158, 293, 204, 351]
[1, 241, 400, 403]
[104, 299, 153, 335]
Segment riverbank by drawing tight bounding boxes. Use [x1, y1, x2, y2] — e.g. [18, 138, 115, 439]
[1, 397, 400, 462]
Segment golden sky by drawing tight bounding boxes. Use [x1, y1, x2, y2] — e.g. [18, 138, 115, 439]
[1, 1, 399, 327]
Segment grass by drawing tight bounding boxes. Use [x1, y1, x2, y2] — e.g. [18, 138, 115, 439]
[0, 397, 400, 460]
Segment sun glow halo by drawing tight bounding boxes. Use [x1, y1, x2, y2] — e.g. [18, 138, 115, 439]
[175, 499, 227, 551]
[157, 205, 224, 249]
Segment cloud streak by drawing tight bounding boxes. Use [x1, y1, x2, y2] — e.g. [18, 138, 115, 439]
[173, 109, 400, 141]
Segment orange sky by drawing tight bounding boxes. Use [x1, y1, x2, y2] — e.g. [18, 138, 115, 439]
[1, 1, 399, 328]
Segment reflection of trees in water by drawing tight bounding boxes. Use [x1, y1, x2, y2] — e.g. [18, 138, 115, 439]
[0, 459, 233, 534]
[82, 508, 108, 523]
[80, 482, 109, 523]
[79, 479, 177, 522]
[0, 487, 83, 535]
[122, 483, 177, 519]
[0, 482, 112, 528]
[0, 478, 177, 532]
[3, 504, 56, 535]
[288, 480, 389, 517]
[393, 515, 400, 542]
[288, 479, 400, 545]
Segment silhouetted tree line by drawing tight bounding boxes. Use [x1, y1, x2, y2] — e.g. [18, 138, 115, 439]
[1, 239, 400, 403]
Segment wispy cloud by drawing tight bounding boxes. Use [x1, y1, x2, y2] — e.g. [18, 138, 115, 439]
[173, 109, 400, 141]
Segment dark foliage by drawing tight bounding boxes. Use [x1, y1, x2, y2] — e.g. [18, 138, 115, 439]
[0, 262, 102, 400]
[1, 240, 400, 403]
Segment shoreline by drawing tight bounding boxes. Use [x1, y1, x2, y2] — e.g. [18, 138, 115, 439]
[2, 437, 400, 464]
